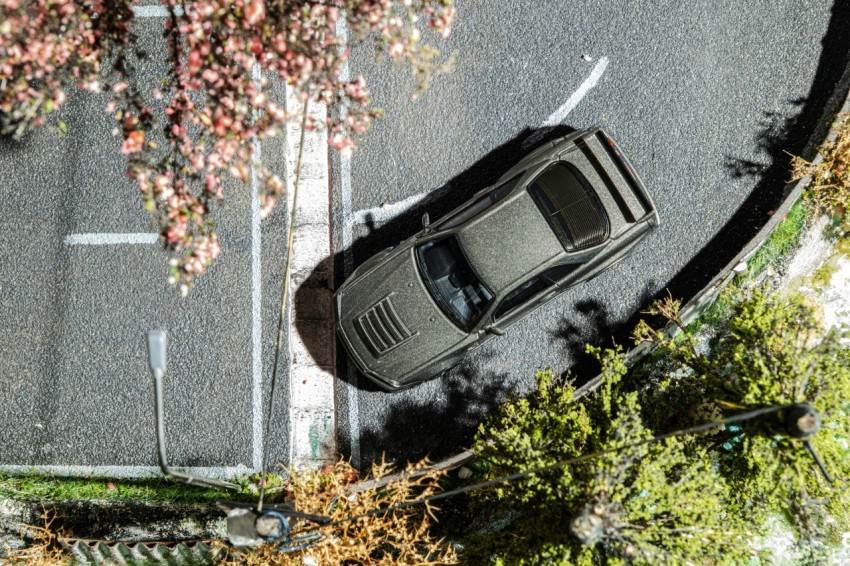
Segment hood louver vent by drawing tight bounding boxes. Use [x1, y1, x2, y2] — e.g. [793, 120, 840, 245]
[355, 295, 416, 357]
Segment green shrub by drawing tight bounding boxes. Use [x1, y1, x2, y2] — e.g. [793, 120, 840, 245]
[635, 287, 850, 555]
[469, 347, 755, 565]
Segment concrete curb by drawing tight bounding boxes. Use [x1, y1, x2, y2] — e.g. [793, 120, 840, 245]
[285, 89, 337, 469]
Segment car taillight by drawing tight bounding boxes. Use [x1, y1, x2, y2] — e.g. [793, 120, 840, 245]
[600, 131, 636, 182]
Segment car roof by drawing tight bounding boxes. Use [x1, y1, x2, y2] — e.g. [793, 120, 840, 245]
[456, 189, 565, 294]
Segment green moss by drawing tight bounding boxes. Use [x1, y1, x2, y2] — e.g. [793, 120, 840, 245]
[809, 256, 838, 288]
[747, 200, 808, 278]
[0, 473, 269, 505]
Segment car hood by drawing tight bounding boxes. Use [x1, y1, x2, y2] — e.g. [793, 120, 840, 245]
[336, 247, 467, 381]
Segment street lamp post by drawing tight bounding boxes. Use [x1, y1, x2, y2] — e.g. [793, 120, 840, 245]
[146, 329, 240, 492]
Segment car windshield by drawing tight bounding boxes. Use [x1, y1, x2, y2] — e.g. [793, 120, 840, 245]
[527, 162, 610, 250]
[415, 236, 494, 331]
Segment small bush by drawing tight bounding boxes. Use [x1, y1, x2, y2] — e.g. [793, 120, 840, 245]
[635, 287, 850, 557]
[793, 113, 850, 232]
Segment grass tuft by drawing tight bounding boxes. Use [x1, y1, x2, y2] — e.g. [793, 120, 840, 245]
[747, 199, 808, 278]
[0, 473, 253, 505]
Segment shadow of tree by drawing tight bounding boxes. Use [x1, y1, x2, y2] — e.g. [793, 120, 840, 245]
[666, 0, 850, 304]
[552, 282, 658, 385]
[46, 499, 224, 541]
[357, 352, 514, 465]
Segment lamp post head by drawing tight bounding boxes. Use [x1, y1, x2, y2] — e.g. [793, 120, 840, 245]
[147, 330, 167, 380]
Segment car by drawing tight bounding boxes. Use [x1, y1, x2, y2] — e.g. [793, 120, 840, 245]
[334, 127, 659, 391]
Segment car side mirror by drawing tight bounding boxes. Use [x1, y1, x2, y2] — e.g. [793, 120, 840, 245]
[485, 324, 505, 336]
[421, 212, 430, 229]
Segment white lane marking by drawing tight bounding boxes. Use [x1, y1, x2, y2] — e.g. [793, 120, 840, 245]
[542, 56, 609, 126]
[251, 64, 263, 471]
[64, 233, 158, 245]
[0, 464, 251, 479]
[337, 14, 361, 468]
[352, 191, 429, 228]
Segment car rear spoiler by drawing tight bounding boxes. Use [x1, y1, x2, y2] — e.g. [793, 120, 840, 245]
[577, 128, 660, 227]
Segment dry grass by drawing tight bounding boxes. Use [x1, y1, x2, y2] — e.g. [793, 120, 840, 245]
[215, 459, 458, 565]
[2, 508, 70, 566]
[2, 460, 456, 565]
[792, 113, 850, 226]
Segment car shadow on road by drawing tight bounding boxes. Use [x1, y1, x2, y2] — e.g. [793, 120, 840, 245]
[292, 125, 576, 465]
[295, 123, 577, 393]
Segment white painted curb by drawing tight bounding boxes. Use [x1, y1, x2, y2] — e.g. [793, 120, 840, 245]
[285, 88, 337, 469]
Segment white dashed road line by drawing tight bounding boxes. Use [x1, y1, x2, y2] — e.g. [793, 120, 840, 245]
[346, 56, 611, 226]
[64, 233, 158, 245]
[352, 190, 430, 228]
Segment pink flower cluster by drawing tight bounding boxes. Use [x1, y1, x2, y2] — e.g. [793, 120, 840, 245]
[1, 0, 455, 290]
[0, 0, 134, 138]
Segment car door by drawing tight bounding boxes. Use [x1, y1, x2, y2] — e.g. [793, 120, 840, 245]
[488, 263, 580, 330]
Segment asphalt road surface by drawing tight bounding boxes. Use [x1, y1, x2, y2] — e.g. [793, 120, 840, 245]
[329, 0, 850, 467]
[0, 11, 291, 474]
[2, 1, 849, 475]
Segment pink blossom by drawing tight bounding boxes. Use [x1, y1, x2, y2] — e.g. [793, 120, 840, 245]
[188, 50, 202, 74]
[201, 68, 218, 83]
[230, 161, 249, 181]
[388, 41, 404, 58]
[121, 130, 145, 154]
[244, 0, 265, 26]
[329, 132, 356, 158]
[0, 0, 455, 291]
[259, 195, 276, 219]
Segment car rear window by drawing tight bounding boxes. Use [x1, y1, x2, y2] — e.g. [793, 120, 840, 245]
[527, 162, 610, 250]
[415, 236, 494, 331]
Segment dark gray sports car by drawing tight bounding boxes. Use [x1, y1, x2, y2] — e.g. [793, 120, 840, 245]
[335, 127, 659, 391]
